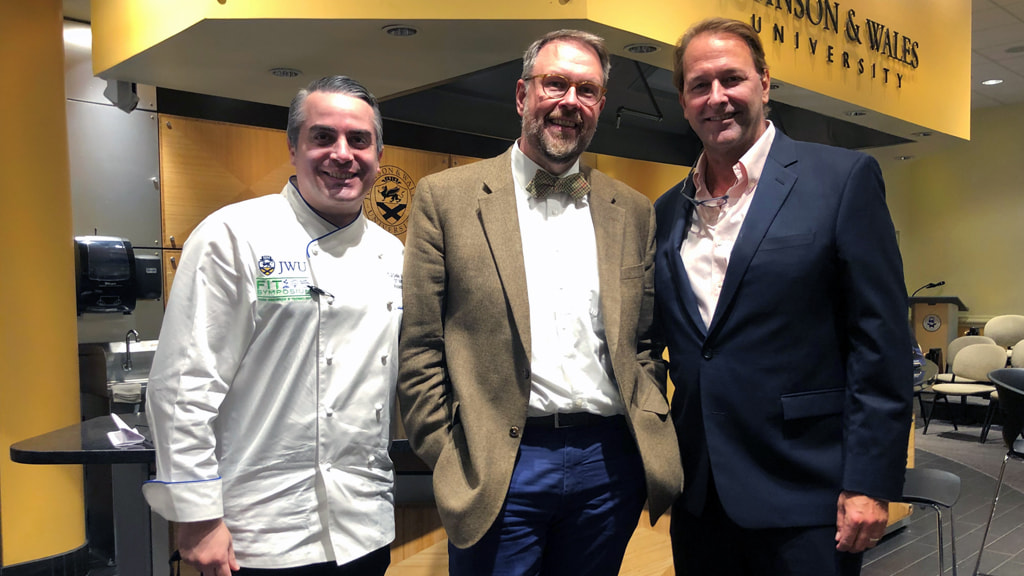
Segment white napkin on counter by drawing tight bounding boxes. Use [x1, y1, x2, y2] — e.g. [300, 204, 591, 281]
[107, 413, 146, 447]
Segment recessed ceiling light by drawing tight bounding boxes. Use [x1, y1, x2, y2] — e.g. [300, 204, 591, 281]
[895, 155, 914, 161]
[625, 43, 659, 54]
[911, 131, 932, 137]
[845, 110, 867, 117]
[981, 79, 1004, 86]
[383, 24, 418, 37]
[269, 67, 302, 78]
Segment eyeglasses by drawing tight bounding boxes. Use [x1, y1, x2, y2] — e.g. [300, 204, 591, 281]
[525, 73, 607, 107]
[683, 194, 729, 209]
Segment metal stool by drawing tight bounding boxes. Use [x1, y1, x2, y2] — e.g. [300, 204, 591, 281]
[901, 467, 961, 576]
[973, 368, 1024, 576]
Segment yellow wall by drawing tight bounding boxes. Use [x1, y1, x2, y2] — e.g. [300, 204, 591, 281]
[587, 152, 691, 203]
[879, 101, 1024, 322]
[0, 0, 86, 566]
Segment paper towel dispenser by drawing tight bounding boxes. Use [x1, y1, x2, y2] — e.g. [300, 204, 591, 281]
[75, 236, 137, 314]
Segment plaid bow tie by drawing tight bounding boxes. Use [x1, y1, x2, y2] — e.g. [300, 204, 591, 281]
[526, 169, 590, 200]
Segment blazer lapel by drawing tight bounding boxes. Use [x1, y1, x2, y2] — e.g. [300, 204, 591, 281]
[707, 134, 798, 338]
[587, 170, 625, 367]
[478, 150, 532, 356]
[666, 176, 708, 336]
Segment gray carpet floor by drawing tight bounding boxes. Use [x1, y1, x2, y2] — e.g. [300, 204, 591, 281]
[915, 420, 1024, 494]
[860, 415, 1024, 575]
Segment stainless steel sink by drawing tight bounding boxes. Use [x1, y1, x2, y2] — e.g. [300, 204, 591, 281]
[103, 339, 158, 411]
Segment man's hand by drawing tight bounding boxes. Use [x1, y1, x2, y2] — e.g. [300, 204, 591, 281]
[176, 518, 240, 576]
[835, 491, 889, 553]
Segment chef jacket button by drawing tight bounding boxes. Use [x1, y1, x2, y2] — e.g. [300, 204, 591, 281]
[324, 463, 332, 471]
[326, 355, 333, 365]
[381, 355, 388, 365]
[509, 426, 521, 438]
[375, 402, 384, 412]
[387, 301, 393, 311]
[326, 408, 334, 417]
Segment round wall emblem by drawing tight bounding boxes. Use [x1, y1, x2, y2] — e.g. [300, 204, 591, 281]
[923, 314, 942, 333]
[365, 165, 414, 236]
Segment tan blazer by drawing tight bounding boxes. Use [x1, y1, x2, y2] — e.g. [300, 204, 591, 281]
[398, 147, 681, 549]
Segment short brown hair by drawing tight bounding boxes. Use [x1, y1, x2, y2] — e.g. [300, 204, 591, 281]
[522, 29, 611, 86]
[672, 18, 768, 93]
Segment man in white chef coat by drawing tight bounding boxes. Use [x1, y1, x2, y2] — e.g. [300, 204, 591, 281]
[143, 75, 403, 576]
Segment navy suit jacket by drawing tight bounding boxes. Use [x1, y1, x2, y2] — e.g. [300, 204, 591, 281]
[654, 130, 912, 529]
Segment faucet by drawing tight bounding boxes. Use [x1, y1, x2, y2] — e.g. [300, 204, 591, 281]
[122, 329, 140, 372]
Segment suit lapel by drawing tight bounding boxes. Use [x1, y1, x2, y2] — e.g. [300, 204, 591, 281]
[478, 150, 532, 356]
[587, 169, 625, 368]
[666, 176, 708, 336]
[707, 133, 799, 338]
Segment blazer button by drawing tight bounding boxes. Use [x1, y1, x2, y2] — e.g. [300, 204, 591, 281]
[509, 426, 521, 438]
[702, 350, 713, 360]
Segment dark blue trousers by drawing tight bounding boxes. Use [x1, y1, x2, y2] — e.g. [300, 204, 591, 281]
[448, 416, 647, 576]
[671, 481, 863, 576]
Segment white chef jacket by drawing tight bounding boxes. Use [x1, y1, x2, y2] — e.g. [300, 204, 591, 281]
[143, 179, 403, 569]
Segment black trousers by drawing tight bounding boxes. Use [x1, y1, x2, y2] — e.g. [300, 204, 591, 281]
[231, 546, 390, 576]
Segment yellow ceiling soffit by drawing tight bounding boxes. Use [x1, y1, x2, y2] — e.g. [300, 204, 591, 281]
[91, 0, 970, 140]
[90, 0, 588, 75]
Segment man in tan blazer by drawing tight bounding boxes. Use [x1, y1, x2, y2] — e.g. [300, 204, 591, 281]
[399, 29, 681, 576]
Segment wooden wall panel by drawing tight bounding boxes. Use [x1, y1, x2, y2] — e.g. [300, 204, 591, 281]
[159, 114, 294, 249]
[366, 145, 450, 245]
[162, 249, 181, 305]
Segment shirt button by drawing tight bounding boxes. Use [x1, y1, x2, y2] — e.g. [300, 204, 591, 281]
[326, 355, 333, 365]
[381, 355, 388, 365]
[311, 246, 319, 256]
[324, 463, 332, 472]
[326, 408, 334, 417]
[509, 426, 521, 438]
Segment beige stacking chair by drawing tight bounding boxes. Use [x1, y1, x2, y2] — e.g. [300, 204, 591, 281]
[933, 335, 996, 383]
[925, 343, 1005, 438]
[981, 338, 1024, 442]
[983, 314, 1024, 349]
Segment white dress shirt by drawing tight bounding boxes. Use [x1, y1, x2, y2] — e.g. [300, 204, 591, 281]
[682, 122, 776, 328]
[143, 180, 403, 568]
[511, 143, 624, 417]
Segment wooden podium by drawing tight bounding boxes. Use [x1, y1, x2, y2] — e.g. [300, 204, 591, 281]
[909, 296, 967, 368]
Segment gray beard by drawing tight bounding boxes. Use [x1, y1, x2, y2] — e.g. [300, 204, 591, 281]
[522, 109, 596, 165]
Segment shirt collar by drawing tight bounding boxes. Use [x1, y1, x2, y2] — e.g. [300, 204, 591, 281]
[692, 120, 776, 201]
[285, 176, 365, 241]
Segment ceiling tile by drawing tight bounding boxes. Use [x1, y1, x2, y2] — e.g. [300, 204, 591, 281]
[974, 7, 1014, 30]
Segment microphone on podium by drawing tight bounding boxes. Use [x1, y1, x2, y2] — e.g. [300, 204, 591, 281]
[911, 280, 945, 298]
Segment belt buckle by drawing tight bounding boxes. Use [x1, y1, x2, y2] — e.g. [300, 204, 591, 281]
[553, 413, 571, 429]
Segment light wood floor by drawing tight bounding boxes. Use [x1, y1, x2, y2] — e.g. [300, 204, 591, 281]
[386, 510, 673, 576]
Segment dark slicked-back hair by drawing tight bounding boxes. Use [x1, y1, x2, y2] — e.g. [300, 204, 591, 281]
[521, 29, 611, 86]
[672, 18, 768, 94]
[286, 75, 383, 154]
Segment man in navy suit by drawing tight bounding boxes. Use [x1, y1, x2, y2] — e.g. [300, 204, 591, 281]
[655, 18, 912, 576]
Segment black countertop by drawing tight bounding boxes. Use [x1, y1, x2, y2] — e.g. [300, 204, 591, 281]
[11, 414, 431, 473]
